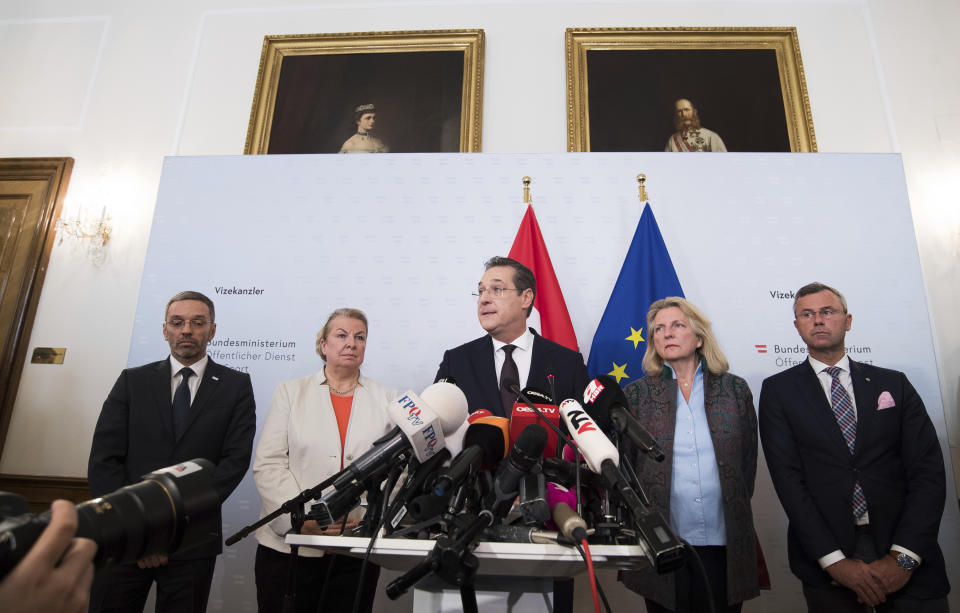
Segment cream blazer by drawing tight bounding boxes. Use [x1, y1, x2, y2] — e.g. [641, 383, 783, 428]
[253, 372, 397, 556]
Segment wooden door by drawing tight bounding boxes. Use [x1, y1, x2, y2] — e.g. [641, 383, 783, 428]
[0, 158, 73, 456]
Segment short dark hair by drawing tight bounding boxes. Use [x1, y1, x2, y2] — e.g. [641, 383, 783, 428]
[484, 256, 536, 316]
[165, 291, 215, 322]
[793, 282, 847, 315]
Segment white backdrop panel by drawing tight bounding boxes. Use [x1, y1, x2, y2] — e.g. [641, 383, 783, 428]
[130, 153, 958, 611]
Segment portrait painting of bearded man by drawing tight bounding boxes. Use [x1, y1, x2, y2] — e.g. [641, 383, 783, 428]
[665, 98, 728, 152]
[579, 47, 805, 152]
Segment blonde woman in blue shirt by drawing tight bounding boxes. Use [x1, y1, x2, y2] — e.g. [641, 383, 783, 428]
[620, 297, 761, 613]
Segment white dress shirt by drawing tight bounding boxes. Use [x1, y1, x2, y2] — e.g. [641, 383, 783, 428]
[169, 355, 208, 404]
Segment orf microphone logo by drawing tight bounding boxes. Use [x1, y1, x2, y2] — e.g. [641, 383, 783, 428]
[583, 379, 604, 404]
[566, 409, 597, 434]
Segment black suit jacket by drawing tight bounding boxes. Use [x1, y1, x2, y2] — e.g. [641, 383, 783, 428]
[88, 357, 257, 559]
[435, 329, 589, 417]
[758, 359, 949, 597]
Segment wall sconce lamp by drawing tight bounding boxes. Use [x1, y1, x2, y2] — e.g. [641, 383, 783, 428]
[54, 206, 112, 266]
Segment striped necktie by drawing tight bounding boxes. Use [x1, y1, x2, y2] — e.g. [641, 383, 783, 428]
[824, 366, 868, 520]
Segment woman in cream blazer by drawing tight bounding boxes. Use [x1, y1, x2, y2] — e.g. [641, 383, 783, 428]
[253, 308, 396, 613]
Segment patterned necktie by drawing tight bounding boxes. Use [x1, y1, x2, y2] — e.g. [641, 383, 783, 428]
[499, 345, 519, 416]
[823, 366, 868, 520]
[173, 367, 195, 438]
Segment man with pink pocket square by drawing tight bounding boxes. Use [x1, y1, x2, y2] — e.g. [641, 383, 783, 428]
[759, 282, 949, 612]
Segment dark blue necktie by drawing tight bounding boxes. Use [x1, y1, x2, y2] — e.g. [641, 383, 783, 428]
[173, 367, 194, 438]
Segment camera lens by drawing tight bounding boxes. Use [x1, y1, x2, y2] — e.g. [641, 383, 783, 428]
[0, 458, 221, 578]
[78, 459, 221, 567]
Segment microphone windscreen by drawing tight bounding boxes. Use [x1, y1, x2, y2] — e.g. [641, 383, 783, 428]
[511, 423, 548, 471]
[463, 422, 507, 466]
[544, 482, 577, 530]
[469, 416, 510, 461]
[407, 493, 449, 520]
[509, 397, 560, 459]
[467, 409, 494, 423]
[559, 398, 618, 473]
[582, 375, 628, 431]
[521, 386, 554, 405]
[420, 382, 469, 435]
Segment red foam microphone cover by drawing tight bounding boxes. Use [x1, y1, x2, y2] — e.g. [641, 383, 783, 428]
[509, 402, 560, 459]
[467, 408, 494, 424]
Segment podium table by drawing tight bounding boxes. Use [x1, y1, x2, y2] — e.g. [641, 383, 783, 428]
[289, 535, 652, 612]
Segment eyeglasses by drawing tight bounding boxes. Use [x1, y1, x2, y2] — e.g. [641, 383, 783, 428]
[165, 318, 211, 329]
[472, 287, 522, 299]
[796, 308, 843, 321]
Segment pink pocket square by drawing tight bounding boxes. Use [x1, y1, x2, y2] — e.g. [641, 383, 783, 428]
[877, 391, 896, 410]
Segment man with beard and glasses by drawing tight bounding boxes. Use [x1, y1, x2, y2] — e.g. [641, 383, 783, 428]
[665, 98, 728, 152]
[87, 290, 256, 613]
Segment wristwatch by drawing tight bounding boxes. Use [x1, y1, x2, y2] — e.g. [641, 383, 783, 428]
[890, 551, 919, 571]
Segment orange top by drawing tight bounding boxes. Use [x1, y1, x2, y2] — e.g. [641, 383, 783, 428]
[330, 393, 353, 469]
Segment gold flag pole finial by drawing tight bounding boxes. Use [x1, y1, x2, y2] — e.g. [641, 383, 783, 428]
[637, 174, 649, 202]
[522, 176, 532, 204]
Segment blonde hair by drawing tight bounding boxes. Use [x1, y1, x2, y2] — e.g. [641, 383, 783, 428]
[315, 308, 368, 362]
[641, 297, 729, 376]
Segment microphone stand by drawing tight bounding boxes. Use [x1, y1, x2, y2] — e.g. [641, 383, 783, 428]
[282, 504, 305, 613]
[385, 510, 493, 613]
[225, 473, 339, 546]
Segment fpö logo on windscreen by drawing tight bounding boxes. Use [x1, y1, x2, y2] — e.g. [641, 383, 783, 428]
[395, 392, 441, 458]
[396, 393, 425, 427]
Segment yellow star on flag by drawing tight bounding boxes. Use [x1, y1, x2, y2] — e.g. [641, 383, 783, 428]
[608, 362, 629, 384]
[625, 327, 645, 349]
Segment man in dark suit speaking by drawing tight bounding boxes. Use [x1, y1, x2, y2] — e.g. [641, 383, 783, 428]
[435, 256, 589, 417]
[759, 282, 949, 612]
[88, 291, 256, 613]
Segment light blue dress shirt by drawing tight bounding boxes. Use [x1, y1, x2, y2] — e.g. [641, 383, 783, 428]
[667, 362, 726, 545]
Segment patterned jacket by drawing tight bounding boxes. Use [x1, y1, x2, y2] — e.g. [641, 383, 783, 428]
[619, 368, 760, 608]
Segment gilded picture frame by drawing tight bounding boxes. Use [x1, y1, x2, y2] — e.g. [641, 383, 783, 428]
[245, 29, 484, 154]
[566, 27, 817, 152]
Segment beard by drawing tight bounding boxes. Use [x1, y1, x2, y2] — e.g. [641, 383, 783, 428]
[673, 110, 702, 132]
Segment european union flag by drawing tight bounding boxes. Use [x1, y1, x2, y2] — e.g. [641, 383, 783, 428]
[587, 203, 684, 384]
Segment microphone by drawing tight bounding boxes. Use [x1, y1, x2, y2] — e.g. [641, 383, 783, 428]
[432, 421, 506, 497]
[467, 409, 494, 423]
[485, 424, 548, 522]
[552, 501, 588, 543]
[518, 472, 549, 525]
[384, 448, 451, 530]
[482, 524, 564, 545]
[558, 399, 619, 475]
[509, 386, 560, 459]
[310, 383, 468, 527]
[559, 398, 684, 573]
[583, 375, 665, 462]
[542, 457, 601, 491]
[465, 415, 510, 468]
